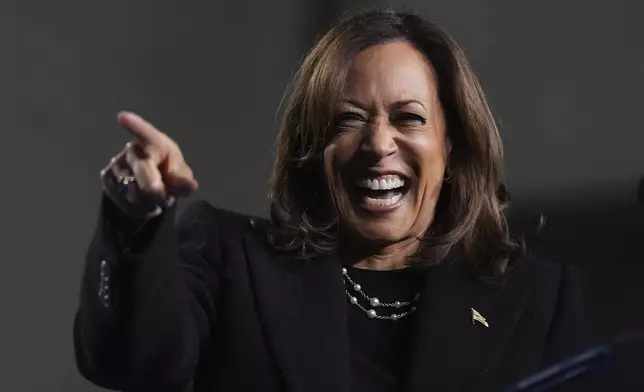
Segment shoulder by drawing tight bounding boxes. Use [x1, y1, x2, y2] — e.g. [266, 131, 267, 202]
[509, 255, 577, 292]
[503, 255, 584, 323]
[176, 199, 270, 244]
[523, 255, 584, 302]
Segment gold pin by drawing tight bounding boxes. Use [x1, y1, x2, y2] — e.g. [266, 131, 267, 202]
[471, 308, 489, 328]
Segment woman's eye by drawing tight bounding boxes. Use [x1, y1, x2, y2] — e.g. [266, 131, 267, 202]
[393, 113, 426, 126]
[335, 112, 366, 128]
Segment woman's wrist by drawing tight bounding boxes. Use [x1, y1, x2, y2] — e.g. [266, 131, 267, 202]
[102, 168, 175, 222]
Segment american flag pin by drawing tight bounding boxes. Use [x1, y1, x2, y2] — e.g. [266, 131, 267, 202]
[471, 308, 489, 328]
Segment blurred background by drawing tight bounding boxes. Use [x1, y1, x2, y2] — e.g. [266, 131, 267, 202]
[3, 0, 643, 390]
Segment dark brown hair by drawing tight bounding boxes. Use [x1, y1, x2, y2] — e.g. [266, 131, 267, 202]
[268, 9, 522, 277]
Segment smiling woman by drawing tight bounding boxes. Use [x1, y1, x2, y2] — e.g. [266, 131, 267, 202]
[325, 41, 450, 260]
[74, 9, 588, 392]
[269, 17, 513, 276]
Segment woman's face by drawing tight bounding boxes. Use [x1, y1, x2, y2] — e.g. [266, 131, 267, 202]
[324, 40, 450, 246]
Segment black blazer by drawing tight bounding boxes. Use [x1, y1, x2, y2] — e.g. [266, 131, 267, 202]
[74, 198, 587, 392]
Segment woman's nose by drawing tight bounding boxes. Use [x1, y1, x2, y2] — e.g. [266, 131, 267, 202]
[360, 119, 397, 158]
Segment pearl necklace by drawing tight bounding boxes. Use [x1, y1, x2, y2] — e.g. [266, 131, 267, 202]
[342, 267, 419, 321]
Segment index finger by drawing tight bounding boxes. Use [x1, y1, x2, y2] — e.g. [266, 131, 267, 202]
[117, 111, 167, 147]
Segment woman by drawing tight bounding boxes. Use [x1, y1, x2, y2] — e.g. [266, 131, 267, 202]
[74, 9, 586, 392]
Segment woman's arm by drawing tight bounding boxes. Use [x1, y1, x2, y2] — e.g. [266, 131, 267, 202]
[540, 264, 590, 367]
[74, 196, 220, 391]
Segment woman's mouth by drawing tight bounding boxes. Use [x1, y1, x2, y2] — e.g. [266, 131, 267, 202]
[352, 174, 410, 212]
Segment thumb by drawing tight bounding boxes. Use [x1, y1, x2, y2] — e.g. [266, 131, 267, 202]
[163, 163, 199, 196]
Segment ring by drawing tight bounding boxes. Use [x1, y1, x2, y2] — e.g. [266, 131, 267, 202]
[117, 175, 136, 186]
[115, 175, 136, 198]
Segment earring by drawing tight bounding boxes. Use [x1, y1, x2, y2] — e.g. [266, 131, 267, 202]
[444, 167, 452, 182]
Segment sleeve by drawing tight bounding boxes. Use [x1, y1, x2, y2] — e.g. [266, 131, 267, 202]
[540, 264, 590, 367]
[74, 195, 221, 391]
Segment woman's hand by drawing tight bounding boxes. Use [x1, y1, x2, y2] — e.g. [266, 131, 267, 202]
[101, 111, 199, 218]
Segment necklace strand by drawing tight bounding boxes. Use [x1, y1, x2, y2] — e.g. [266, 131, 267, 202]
[342, 267, 419, 321]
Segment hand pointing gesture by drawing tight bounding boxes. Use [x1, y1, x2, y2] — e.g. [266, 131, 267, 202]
[101, 111, 199, 218]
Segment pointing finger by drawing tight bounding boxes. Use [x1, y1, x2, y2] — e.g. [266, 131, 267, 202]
[117, 111, 169, 149]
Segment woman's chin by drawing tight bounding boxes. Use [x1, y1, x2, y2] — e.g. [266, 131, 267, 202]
[346, 214, 412, 245]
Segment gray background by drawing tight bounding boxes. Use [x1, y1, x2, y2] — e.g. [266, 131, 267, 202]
[3, 0, 643, 390]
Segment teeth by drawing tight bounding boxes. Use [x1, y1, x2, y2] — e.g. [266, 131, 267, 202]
[358, 176, 405, 190]
[364, 193, 403, 207]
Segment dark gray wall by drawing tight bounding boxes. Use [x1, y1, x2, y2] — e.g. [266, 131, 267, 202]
[3, 0, 643, 390]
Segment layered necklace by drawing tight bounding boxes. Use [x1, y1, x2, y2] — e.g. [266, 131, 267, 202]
[342, 267, 420, 321]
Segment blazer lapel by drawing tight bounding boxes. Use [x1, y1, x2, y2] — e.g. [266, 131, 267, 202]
[404, 262, 529, 392]
[244, 234, 350, 392]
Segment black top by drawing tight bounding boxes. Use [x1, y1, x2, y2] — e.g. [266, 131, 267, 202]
[74, 198, 588, 392]
[345, 267, 424, 392]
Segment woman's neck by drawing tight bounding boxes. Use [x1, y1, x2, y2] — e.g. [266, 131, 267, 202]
[339, 236, 420, 271]
[352, 256, 408, 270]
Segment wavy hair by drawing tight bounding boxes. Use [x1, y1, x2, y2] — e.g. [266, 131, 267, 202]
[268, 9, 522, 277]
